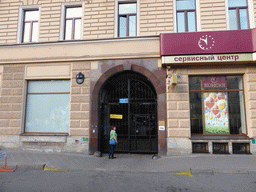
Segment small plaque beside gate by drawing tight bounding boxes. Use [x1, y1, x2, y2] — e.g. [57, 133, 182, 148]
[119, 98, 128, 103]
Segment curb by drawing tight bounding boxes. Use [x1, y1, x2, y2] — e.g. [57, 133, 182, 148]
[17, 164, 45, 170]
[191, 168, 256, 174]
[0, 164, 45, 171]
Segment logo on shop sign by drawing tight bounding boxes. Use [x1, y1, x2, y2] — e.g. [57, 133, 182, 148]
[198, 35, 215, 50]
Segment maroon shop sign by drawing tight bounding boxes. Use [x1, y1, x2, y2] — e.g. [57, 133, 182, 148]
[160, 28, 256, 56]
[202, 76, 227, 89]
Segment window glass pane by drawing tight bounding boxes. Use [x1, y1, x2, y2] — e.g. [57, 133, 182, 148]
[227, 76, 242, 89]
[188, 11, 196, 32]
[65, 19, 72, 40]
[177, 0, 195, 10]
[119, 3, 136, 14]
[190, 92, 203, 134]
[229, 9, 238, 30]
[228, 0, 247, 8]
[25, 94, 70, 133]
[74, 19, 81, 39]
[28, 80, 70, 93]
[23, 23, 31, 42]
[119, 16, 127, 37]
[66, 7, 82, 18]
[240, 9, 249, 29]
[129, 16, 136, 36]
[228, 91, 245, 134]
[25, 10, 39, 21]
[177, 12, 185, 32]
[189, 76, 201, 90]
[31, 22, 38, 42]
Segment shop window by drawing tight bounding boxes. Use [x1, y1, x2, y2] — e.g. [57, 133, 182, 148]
[189, 76, 246, 136]
[213, 143, 229, 154]
[228, 0, 249, 30]
[176, 0, 196, 32]
[192, 142, 208, 153]
[25, 80, 70, 133]
[21, 9, 40, 43]
[118, 2, 137, 37]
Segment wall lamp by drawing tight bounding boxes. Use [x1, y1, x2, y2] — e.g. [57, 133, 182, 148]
[76, 72, 84, 84]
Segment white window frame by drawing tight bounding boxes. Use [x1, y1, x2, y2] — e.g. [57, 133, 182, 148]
[17, 5, 41, 43]
[60, 2, 84, 40]
[225, 0, 255, 30]
[173, 0, 201, 33]
[24, 80, 71, 134]
[114, 0, 140, 37]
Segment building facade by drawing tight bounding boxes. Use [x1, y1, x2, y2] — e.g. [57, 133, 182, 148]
[0, 0, 256, 155]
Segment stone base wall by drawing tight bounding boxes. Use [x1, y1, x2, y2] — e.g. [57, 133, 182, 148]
[250, 141, 256, 154]
[0, 135, 89, 154]
[167, 138, 192, 156]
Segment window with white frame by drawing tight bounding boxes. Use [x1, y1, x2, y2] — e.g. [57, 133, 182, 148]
[25, 80, 70, 133]
[118, 2, 137, 37]
[176, 0, 196, 33]
[21, 9, 39, 43]
[63, 6, 82, 40]
[228, 0, 249, 30]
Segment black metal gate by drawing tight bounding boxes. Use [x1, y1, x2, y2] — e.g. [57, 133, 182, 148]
[99, 71, 158, 153]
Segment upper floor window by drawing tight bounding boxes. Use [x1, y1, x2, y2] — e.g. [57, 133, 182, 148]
[64, 6, 82, 40]
[228, 0, 249, 30]
[176, 0, 196, 32]
[118, 2, 137, 37]
[22, 10, 39, 43]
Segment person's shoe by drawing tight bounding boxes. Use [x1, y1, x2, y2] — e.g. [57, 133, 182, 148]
[109, 156, 112, 159]
[112, 156, 116, 159]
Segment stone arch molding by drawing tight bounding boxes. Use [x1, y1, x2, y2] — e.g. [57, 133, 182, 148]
[89, 64, 166, 155]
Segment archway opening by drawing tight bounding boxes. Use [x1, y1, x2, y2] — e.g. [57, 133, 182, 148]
[99, 71, 158, 153]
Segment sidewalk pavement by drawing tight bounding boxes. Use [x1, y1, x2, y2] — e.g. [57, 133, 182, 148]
[1, 149, 256, 174]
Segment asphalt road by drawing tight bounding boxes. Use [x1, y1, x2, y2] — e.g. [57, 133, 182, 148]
[0, 170, 256, 192]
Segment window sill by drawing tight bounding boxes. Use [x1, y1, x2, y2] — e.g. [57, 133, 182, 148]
[191, 134, 250, 141]
[20, 134, 68, 143]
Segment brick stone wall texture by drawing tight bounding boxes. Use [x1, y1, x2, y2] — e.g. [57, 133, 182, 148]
[246, 67, 256, 137]
[0, 65, 25, 135]
[1, 0, 256, 44]
[167, 68, 190, 138]
[70, 61, 90, 137]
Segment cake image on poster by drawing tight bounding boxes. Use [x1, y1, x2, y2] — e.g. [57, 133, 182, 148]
[204, 92, 229, 134]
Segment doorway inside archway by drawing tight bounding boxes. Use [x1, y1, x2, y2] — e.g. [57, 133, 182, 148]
[99, 71, 158, 153]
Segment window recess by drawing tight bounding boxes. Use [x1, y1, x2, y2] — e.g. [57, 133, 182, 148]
[189, 76, 246, 136]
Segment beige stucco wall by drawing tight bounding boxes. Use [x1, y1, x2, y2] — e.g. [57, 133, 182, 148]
[245, 66, 256, 138]
[1, 0, 255, 44]
[200, 0, 227, 31]
[0, 36, 159, 153]
[0, 64, 25, 135]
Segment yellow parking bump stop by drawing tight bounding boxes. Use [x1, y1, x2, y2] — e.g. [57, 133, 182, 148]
[43, 166, 68, 172]
[168, 169, 192, 177]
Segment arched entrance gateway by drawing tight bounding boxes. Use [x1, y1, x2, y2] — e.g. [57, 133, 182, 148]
[99, 71, 158, 153]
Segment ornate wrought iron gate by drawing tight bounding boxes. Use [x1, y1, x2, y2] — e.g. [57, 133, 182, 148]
[99, 72, 158, 153]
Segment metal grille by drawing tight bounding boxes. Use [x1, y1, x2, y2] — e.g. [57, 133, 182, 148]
[99, 72, 158, 153]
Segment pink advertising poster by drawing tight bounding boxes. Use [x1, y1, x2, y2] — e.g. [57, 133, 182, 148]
[204, 92, 229, 134]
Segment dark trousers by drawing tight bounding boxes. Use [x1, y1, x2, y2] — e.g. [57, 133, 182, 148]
[109, 144, 116, 157]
